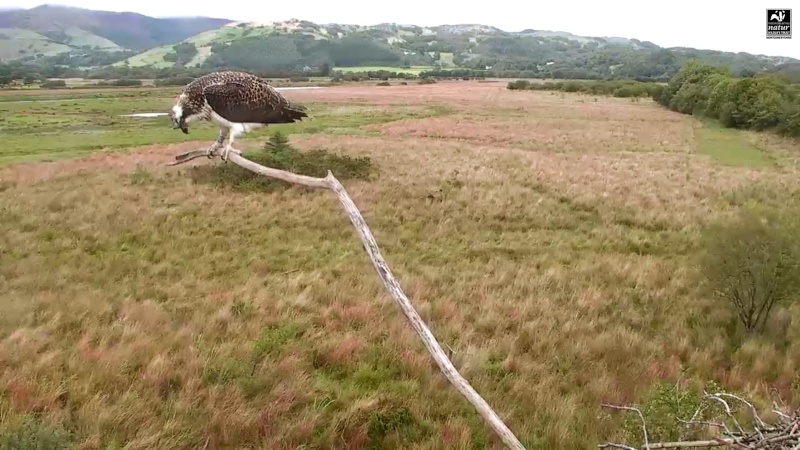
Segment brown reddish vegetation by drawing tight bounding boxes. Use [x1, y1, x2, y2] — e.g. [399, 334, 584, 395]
[1, 81, 799, 449]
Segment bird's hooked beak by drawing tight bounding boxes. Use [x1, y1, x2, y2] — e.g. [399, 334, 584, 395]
[171, 103, 189, 134]
[171, 115, 188, 134]
[177, 118, 189, 134]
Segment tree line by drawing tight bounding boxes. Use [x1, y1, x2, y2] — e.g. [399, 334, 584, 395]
[3, 29, 800, 86]
[508, 60, 800, 137]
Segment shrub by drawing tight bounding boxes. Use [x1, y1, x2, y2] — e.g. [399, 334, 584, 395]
[611, 379, 750, 448]
[154, 76, 195, 87]
[657, 60, 800, 135]
[507, 80, 531, 90]
[561, 81, 582, 92]
[108, 78, 142, 87]
[508, 59, 800, 137]
[40, 79, 66, 89]
[778, 107, 800, 136]
[506, 79, 662, 99]
[699, 203, 800, 333]
[619, 381, 709, 445]
[189, 131, 377, 192]
[0, 416, 74, 449]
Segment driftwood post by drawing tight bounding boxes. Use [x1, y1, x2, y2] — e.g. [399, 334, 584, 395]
[168, 148, 526, 449]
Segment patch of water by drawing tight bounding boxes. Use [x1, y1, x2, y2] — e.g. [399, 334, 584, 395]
[123, 112, 168, 118]
[275, 86, 323, 90]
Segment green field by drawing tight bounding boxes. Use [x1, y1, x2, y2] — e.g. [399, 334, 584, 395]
[1, 82, 799, 449]
[696, 121, 777, 168]
[0, 87, 450, 164]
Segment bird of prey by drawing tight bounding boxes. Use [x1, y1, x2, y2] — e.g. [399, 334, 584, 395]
[170, 70, 309, 162]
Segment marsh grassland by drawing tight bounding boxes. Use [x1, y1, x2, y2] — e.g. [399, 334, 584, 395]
[1, 81, 799, 449]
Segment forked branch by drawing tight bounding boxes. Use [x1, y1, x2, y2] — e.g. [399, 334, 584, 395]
[168, 147, 526, 449]
[599, 392, 800, 449]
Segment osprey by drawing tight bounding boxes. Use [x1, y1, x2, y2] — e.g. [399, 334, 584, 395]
[170, 70, 309, 161]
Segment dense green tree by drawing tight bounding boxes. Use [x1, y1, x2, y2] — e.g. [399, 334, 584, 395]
[510, 60, 800, 138]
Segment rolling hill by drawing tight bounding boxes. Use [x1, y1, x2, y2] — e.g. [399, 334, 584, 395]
[2, 6, 799, 82]
[115, 19, 668, 70]
[0, 5, 232, 60]
[110, 18, 799, 80]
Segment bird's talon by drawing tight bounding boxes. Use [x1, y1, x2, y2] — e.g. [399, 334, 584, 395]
[220, 145, 236, 163]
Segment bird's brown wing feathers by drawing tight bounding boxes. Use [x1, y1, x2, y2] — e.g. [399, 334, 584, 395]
[203, 81, 308, 125]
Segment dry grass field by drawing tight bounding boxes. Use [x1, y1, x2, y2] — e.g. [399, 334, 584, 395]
[1, 80, 800, 449]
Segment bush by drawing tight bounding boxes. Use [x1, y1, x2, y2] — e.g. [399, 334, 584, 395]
[0, 416, 74, 449]
[189, 131, 377, 192]
[507, 80, 530, 90]
[94, 78, 143, 87]
[610, 379, 761, 448]
[506, 79, 662, 98]
[154, 76, 195, 87]
[40, 79, 66, 89]
[699, 203, 800, 333]
[619, 381, 715, 446]
[508, 60, 800, 139]
[658, 60, 800, 136]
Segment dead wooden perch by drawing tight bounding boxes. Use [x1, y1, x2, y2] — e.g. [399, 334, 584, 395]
[168, 148, 527, 450]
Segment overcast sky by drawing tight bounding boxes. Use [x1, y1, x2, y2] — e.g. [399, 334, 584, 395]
[6, 1, 799, 59]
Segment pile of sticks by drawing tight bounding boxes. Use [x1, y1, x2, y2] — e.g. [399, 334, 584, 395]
[600, 391, 800, 449]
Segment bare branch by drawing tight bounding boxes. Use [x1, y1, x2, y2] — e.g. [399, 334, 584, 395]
[715, 392, 769, 434]
[704, 392, 746, 435]
[684, 405, 711, 438]
[774, 408, 794, 423]
[600, 390, 800, 450]
[166, 149, 211, 166]
[601, 403, 649, 449]
[170, 148, 526, 449]
[598, 443, 637, 450]
[678, 418, 734, 437]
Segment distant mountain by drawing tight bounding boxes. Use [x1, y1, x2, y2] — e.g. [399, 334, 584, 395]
[110, 18, 799, 80]
[0, 5, 232, 60]
[2, 7, 798, 82]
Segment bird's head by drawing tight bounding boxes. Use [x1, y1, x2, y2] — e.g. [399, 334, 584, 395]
[170, 94, 190, 134]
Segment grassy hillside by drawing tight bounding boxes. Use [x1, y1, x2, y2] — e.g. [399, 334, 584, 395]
[2, 7, 799, 82]
[0, 27, 72, 60]
[46, 26, 122, 50]
[112, 18, 800, 81]
[0, 5, 231, 61]
[111, 24, 265, 69]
